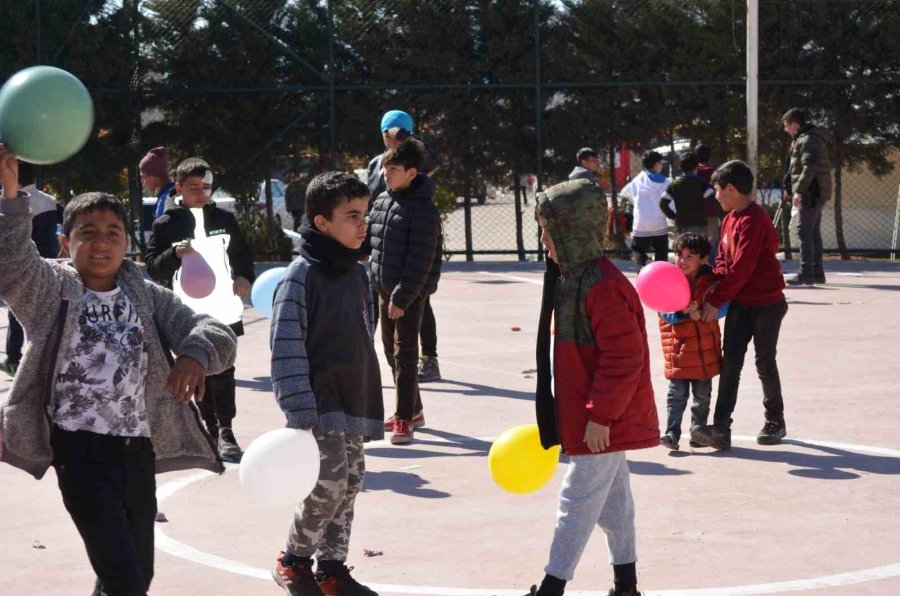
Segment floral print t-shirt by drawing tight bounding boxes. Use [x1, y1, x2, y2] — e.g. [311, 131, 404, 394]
[53, 287, 150, 437]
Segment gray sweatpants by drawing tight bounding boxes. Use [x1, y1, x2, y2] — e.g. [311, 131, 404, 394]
[545, 451, 636, 581]
[286, 431, 365, 561]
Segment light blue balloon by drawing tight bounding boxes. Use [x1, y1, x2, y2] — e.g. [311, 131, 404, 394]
[251, 267, 287, 319]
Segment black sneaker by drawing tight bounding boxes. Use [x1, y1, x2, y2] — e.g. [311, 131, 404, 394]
[273, 553, 324, 596]
[690, 425, 731, 450]
[786, 274, 815, 286]
[814, 271, 826, 284]
[607, 589, 642, 596]
[218, 427, 243, 463]
[757, 420, 787, 445]
[417, 356, 441, 383]
[660, 433, 679, 450]
[317, 565, 378, 596]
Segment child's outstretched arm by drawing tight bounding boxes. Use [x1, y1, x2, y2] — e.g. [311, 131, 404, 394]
[270, 263, 318, 429]
[145, 218, 182, 283]
[585, 279, 646, 427]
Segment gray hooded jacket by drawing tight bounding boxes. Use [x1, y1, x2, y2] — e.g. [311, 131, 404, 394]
[0, 193, 237, 479]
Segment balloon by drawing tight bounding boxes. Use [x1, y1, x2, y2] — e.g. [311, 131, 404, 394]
[239, 428, 321, 507]
[179, 251, 216, 299]
[0, 66, 94, 164]
[635, 261, 691, 312]
[489, 424, 560, 494]
[251, 267, 287, 319]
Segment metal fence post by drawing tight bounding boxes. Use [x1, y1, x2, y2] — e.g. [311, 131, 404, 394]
[464, 190, 474, 262]
[514, 172, 526, 261]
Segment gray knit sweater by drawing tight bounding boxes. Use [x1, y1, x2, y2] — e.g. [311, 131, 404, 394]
[0, 193, 238, 479]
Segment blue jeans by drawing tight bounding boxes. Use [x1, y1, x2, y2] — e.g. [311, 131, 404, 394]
[665, 379, 712, 440]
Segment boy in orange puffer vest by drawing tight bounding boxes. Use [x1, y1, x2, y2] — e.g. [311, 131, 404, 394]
[658, 233, 728, 450]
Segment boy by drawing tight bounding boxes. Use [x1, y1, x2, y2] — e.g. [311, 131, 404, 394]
[528, 180, 659, 596]
[691, 161, 788, 450]
[659, 151, 715, 236]
[368, 140, 442, 445]
[0, 146, 237, 595]
[270, 172, 383, 596]
[139, 146, 176, 221]
[619, 150, 670, 272]
[657, 233, 728, 450]
[145, 157, 255, 462]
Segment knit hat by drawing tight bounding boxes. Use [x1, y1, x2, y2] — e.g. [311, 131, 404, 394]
[139, 147, 169, 179]
[380, 110, 414, 134]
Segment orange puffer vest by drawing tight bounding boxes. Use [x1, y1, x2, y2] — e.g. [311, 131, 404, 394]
[658, 270, 722, 381]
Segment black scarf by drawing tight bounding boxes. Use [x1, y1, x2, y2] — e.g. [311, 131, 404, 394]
[298, 225, 363, 277]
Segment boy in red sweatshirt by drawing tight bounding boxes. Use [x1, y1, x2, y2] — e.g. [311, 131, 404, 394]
[691, 161, 788, 451]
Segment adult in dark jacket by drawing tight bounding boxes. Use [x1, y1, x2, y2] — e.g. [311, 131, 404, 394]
[145, 158, 255, 462]
[368, 141, 442, 445]
[781, 107, 832, 285]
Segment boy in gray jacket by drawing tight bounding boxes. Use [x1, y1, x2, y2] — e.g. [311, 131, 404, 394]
[0, 146, 237, 596]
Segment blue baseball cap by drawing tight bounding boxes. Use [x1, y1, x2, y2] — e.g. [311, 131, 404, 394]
[380, 110, 414, 133]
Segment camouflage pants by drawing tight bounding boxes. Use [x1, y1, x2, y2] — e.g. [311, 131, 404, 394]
[286, 432, 365, 561]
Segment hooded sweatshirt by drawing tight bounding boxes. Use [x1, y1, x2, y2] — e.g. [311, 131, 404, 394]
[621, 170, 670, 237]
[534, 180, 659, 455]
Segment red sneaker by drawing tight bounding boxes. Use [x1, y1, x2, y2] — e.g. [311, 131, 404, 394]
[272, 552, 323, 596]
[390, 419, 414, 445]
[383, 411, 425, 431]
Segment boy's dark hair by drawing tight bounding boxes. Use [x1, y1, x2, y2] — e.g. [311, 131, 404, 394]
[781, 107, 807, 127]
[711, 160, 754, 195]
[642, 150, 662, 170]
[176, 157, 212, 184]
[382, 140, 423, 171]
[680, 151, 698, 173]
[576, 147, 598, 163]
[694, 143, 711, 163]
[674, 232, 711, 259]
[62, 192, 129, 236]
[305, 171, 370, 222]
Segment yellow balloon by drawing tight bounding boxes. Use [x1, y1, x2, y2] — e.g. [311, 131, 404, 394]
[489, 424, 561, 494]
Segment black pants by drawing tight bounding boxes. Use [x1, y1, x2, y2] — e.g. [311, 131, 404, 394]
[6, 311, 24, 364]
[379, 291, 426, 420]
[797, 201, 825, 276]
[51, 426, 156, 596]
[420, 296, 437, 358]
[713, 299, 788, 429]
[196, 366, 236, 433]
[630, 234, 669, 272]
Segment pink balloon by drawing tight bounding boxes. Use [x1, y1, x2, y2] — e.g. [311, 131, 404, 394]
[180, 251, 216, 299]
[635, 261, 691, 312]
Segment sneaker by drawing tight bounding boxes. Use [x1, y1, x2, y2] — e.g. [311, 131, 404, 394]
[317, 565, 378, 596]
[390, 419, 414, 445]
[524, 587, 539, 596]
[688, 439, 704, 448]
[757, 420, 787, 445]
[0, 359, 17, 377]
[786, 273, 815, 286]
[218, 427, 244, 463]
[607, 588, 642, 596]
[690, 424, 731, 450]
[814, 271, 826, 284]
[417, 356, 441, 382]
[383, 411, 425, 431]
[272, 553, 324, 596]
[660, 433, 679, 450]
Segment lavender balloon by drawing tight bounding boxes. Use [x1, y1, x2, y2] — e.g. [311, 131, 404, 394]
[179, 251, 216, 299]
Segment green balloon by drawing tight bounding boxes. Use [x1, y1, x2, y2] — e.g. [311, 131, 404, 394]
[0, 66, 94, 165]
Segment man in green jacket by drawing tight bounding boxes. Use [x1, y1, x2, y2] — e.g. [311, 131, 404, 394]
[782, 107, 832, 285]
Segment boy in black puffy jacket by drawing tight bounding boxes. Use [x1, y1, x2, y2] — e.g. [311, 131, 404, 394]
[367, 140, 442, 445]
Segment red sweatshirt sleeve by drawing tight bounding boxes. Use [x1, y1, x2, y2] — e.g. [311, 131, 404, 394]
[584, 277, 646, 427]
[707, 212, 765, 308]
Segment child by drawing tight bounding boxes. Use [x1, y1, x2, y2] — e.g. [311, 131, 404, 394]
[0, 146, 237, 595]
[659, 151, 715, 236]
[619, 150, 670, 272]
[691, 161, 788, 451]
[529, 180, 659, 596]
[368, 140, 442, 445]
[270, 171, 383, 596]
[657, 233, 728, 450]
[145, 157, 255, 462]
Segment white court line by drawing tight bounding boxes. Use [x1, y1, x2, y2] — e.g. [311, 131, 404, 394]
[478, 271, 543, 285]
[156, 437, 900, 595]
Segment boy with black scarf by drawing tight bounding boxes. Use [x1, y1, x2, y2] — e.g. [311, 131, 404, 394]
[270, 172, 383, 596]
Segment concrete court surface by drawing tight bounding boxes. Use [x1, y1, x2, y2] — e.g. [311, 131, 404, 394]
[1, 258, 899, 596]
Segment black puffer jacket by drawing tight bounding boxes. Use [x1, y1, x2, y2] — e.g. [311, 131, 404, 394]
[368, 174, 442, 310]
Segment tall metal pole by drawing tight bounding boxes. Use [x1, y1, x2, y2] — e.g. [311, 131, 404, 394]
[746, 0, 759, 177]
[327, 0, 336, 168]
[533, 1, 543, 260]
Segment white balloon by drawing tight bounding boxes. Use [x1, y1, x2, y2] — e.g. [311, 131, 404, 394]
[239, 428, 321, 508]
